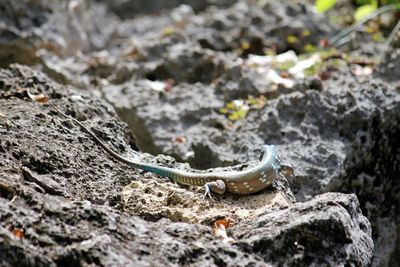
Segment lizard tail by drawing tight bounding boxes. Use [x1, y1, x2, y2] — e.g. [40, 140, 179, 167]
[48, 101, 178, 179]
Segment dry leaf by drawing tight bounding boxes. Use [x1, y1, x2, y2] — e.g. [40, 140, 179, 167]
[280, 71, 290, 78]
[145, 80, 166, 92]
[319, 38, 330, 48]
[12, 229, 24, 239]
[164, 79, 175, 92]
[213, 218, 235, 243]
[247, 54, 273, 66]
[174, 136, 186, 144]
[351, 65, 373, 76]
[214, 218, 235, 228]
[27, 90, 49, 104]
[266, 69, 295, 88]
[274, 50, 298, 63]
[289, 54, 321, 79]
[319, 71, 331, 80]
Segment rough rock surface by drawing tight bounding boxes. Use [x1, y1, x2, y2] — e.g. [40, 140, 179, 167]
[0, 0, 117, 67]
[375, 49, 400, 85]
[103, 61, 400, 267]
[96, 0, 237, 18]
[327, 52, 400, 267]
[1, 0, 399, 265]
[0, 65, 373, 266]
[105, 64, 399, 204]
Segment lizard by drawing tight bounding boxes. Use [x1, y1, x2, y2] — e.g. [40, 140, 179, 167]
[33, 94, 290, 198]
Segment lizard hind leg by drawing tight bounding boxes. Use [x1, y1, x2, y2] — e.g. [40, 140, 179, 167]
[203, 180, 226, 199]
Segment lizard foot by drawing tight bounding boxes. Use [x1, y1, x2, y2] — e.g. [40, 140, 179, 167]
[203, 184, 214, 201]
[202, 180, 226, 200]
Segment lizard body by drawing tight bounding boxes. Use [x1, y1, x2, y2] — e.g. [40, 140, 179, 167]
[118, 144, 281, 195]
[47, 101, 284, 196]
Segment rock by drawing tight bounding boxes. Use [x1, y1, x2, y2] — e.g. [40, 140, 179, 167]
[0, 65, 373, 266]
[0, 0, 118, 67]
[326, 52, 400, 266]
[96, 0, 236, 18]
[105, 68, 399, 202]
[102, 81, 226, 162]
[141, 43, 227, 84]
[103, 61, 400, 267]
[375, 48, 400, 86]
[235, 193, 373, 266]
[22, 0, 333, 89]
[3, 0, 399, 265]
[187, 0, 332, 54]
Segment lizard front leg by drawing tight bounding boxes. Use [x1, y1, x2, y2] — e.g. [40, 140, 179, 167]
[203, 180, 226, 199]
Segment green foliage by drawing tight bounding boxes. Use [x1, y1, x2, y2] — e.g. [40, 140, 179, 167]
[228, 109, 248, 121]
[315, 0, 400, 21]
[302, 29, 311, 37]
[304, 62, 323, 76]
[315, 0, 337, 13]
[286, 35, 299, 44]
[273, 60, 296, 71]
[354, 1, 377, 21]
[304, 44, 318, 53]
[219, 96, 266, 121]
[371, 32, 383, 41]
[382, 0, 400, 7]
[356, 0, 372, 5]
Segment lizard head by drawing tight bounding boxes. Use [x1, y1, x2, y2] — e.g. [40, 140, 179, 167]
[260, 145, 275, 160]
[262, 144, 275, 153]
[260, 145, 281, 170]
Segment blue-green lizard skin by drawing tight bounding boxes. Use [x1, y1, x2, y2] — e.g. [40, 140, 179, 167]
[48, 101, 283, 196]
[120, 145, 281, 195]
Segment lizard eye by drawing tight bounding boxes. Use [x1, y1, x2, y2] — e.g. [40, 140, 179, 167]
[259, 149, 265, 161]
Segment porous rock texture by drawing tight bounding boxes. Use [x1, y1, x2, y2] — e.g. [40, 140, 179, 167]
[0, 63, 373, 267]
[1, 0, 398, 265]
[0, 0, 117, 66]
[95, 0, 237, 18]
[327, 51, 400, 267]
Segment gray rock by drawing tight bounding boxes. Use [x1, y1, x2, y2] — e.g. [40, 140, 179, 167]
[107, 69, 399, 203]
[104, 63, 400, 266]
[187, 0, 333, 54]
[2, 0, 399, 265]
[235, 193, 373, 266]
[94, 0, 236, 18]
[102, 81, 225, 162]
[327, 50, 400, 267]
[0, 65, 373, 266]
[375, 48, 400, 85]
[0, 0, 118, 67]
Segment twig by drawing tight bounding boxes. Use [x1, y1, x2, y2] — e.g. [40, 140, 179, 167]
[329, 5, 399, 47]
[385, 18, 400, 47]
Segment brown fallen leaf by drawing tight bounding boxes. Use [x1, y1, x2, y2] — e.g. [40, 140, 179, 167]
[27, 90, 49, 104]
[12, 228, 24, 239]
[318, 71, 332, 80]
[214, 218, 235, 228]
[279, 71, 290, 78]
[213, 217, 235, 243]
[173, 136, 186, 144]
[319, 38, 330, 48]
